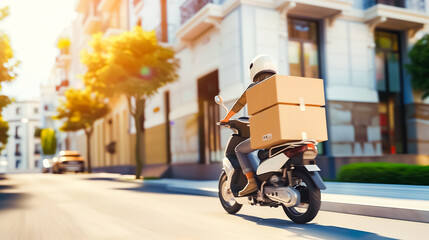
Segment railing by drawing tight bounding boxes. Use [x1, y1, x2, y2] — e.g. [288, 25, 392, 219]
[364, 0, 426, 12]
[180, 0, 225, 25]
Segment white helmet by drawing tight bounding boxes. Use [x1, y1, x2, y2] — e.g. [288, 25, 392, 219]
[249, 54, 278, 82]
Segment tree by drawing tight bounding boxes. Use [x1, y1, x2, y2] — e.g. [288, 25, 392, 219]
[405, 34, 429, 100]
[0, 116, 8, 150]
[41, 128, 57, 155]
[82, 27, 179, 179]
[0, 95, 11, 149]
[54, 88, 109, 173]
[0, 7, 18, 151]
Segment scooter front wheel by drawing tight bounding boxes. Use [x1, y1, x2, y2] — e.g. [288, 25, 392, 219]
[218, 171, 242, 214]
[282, 170, 321, 224]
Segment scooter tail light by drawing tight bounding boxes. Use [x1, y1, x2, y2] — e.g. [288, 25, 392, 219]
[284, 144, 318, 158]
[284, 145, 307, 158]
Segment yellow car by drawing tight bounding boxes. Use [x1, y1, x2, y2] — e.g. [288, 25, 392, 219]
[52, 151, 85, 174]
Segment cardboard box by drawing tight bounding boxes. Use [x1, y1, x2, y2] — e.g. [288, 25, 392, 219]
[247, 75, 325, 116]
[249, 104, 328, 149]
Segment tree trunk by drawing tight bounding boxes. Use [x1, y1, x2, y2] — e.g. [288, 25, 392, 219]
[133, 98, 146, 179]
[85, 129, 93, 173]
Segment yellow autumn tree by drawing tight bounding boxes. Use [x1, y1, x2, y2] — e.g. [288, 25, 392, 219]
[54, 88, 109, 173]
[82, 27, 179, 179]
[0, 6, 18, 149]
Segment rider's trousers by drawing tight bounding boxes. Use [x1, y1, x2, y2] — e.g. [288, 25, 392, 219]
[235, 138, 254, 174]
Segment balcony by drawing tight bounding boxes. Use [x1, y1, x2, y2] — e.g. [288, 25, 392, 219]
[56, 49, 71, 68]
[275, 0, 353, 19]
[176, 0, 223, 41]
[364, 0, 426, 12]
[364, 0, 429, 31]
[181, 0, 227, 24]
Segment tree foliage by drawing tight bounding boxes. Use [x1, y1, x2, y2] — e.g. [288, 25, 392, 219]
[405, 34, 429, 100]
[0, 116, 8, 150]
[55, 88, 109, 133]
[41, 128, 57, 155]
[0, 6, 17, 150]
[57, 37, 71, 50]
[82, 26, 179, 178]
[54, 88, 109, 172]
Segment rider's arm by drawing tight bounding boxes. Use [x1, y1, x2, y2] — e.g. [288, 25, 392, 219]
[220, 91, 247, 123]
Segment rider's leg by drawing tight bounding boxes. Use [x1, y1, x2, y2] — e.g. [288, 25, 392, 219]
[235, 138, 258, 196]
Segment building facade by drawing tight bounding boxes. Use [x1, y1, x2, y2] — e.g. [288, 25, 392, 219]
[134, 0, 429, 179]
[1, 101, 41, 172]
[54, 0, 429, 179]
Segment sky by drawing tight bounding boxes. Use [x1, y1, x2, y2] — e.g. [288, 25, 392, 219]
[0, 0, 77, 101]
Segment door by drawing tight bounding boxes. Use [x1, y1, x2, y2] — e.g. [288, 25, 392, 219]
[375, 30, 406, 154]
[197, 71, 221, 164]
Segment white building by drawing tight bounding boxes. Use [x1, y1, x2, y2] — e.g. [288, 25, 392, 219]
[1, 101, 41, 172]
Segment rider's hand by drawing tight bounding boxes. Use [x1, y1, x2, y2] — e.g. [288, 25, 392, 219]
[220, 110, 236, 123]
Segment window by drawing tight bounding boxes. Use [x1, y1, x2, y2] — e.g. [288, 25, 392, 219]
[15, 143, 21, 156]
[15, 159, 21, 169]
[34, 143, 41, 154]
[15, 126, 21, 139]
[16, 107, 21, 115]
[288, 18, 320, 78]
[375, 30, 405, 154]
[34, 107, 39, 114]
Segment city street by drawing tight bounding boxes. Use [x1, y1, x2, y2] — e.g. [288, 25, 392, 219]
[0, 174, 428, 240]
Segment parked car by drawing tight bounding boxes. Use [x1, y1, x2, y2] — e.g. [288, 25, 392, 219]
[52, 151, 85, 174]
[42, 158, 53, 173]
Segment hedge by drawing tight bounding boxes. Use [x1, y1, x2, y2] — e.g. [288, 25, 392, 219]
[337, 162, 429, 185]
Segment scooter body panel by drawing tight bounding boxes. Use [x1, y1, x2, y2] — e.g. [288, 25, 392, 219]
[256, 153, 288, 175]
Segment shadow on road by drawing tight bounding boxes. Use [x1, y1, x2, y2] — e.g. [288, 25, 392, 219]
[85, 177, 117, 181]
[114, 184, 214, 198]
[0, 177, 29, 212]
[235, 214, 397, 240]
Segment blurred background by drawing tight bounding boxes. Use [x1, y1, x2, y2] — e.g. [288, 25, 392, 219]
[0, 0, 429, 180]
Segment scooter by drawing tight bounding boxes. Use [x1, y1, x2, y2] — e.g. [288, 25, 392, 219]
[215, 95, 326, 224]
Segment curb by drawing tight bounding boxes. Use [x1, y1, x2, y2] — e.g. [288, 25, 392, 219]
[120, 178, 429, 223]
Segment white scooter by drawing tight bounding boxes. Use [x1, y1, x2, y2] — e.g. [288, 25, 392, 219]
[215, 95, 326, 224]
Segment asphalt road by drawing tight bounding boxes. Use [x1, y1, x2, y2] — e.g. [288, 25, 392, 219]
[0, 174, 428, 240]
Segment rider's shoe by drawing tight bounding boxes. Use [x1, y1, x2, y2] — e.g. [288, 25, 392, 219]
[238, 178, 258, 196]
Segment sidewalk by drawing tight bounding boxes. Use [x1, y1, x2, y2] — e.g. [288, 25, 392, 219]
[114, 174, 429, 223]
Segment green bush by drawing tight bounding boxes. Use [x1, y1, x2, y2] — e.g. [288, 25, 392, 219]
[338, 162, 429, 185]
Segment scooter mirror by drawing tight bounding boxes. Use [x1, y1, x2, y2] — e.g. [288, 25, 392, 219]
[214, 95, 223, 105]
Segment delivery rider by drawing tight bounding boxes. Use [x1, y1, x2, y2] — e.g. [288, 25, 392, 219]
[220, 54, 277, 196]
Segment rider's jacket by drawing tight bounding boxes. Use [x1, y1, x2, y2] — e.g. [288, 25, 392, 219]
[231, 72, 276, 114]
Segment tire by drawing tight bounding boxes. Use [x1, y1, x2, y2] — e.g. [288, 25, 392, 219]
[282, 170, 321, 224]
[218, 171, 242, 214]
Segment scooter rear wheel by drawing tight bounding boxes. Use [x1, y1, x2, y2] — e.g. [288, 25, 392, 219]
[282, 170, 321, 224]
[218, 171, 242, 214]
